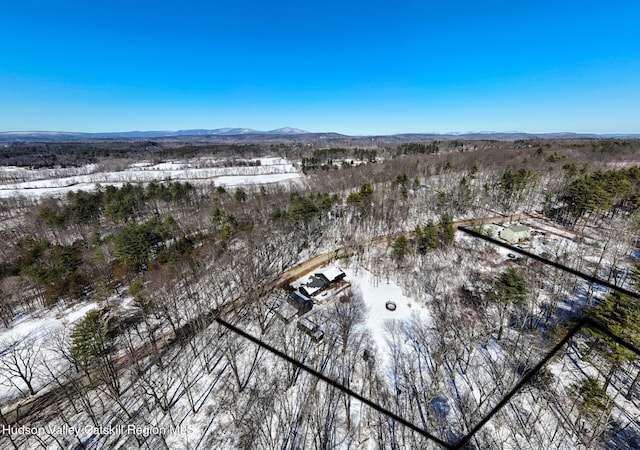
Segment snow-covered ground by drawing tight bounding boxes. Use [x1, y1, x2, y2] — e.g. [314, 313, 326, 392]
[0, 302, 97, 344]
[547, 341, 640, 445]
[0, 163, 99, 183]
[344, 266, 430, 361]
[0, 295, 134, 404]
[0, 301, 99, 403]
[289, 263, 431, 369]
[0, 157, 302, 198]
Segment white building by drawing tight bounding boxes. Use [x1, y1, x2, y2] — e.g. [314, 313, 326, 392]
[500, 225, 531, 244]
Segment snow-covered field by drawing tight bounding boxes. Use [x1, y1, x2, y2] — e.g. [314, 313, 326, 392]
[343, 266, 431, 368]
[0, 157, 302, 198]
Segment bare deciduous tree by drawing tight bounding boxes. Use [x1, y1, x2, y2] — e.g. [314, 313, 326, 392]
[0, 335, 41, 396]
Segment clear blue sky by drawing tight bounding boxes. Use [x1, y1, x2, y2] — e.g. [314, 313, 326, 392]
[1, 1, 639, 134]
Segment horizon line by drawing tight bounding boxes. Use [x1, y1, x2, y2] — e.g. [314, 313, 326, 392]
[2, 129, 640, 137]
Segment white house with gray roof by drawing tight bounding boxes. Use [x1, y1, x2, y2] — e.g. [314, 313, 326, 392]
[500, 225, 531, 244]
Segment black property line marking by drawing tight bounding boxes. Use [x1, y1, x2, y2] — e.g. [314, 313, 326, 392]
[215, 317, 455, 449]
[584, 317, 640, 357]
[219, 313, 638, 449]
[219, 228, 640, 449]
[453, 317, 640, 449]
[220, 315, 640, 449]
[457, 226, 640, 300]
[451, 318, 586, 449]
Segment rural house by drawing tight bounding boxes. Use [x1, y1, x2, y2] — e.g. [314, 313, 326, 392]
[500, 225, 531, 244]
[295, 265, 346, 299]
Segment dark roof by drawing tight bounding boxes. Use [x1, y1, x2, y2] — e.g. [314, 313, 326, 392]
[314, 273, 331, 284]
[306, 274, 328, 289]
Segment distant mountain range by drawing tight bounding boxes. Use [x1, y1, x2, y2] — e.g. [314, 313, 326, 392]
[0, 128, 639, 143]
[0, 127, 310, 141]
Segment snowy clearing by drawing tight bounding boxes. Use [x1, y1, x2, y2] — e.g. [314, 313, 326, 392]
[345, 266, 430, 360]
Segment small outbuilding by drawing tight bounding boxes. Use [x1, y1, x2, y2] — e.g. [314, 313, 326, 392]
[500, 225, 531, 244]
[275, 301, 299, 323]
[297, 317, 324, 342]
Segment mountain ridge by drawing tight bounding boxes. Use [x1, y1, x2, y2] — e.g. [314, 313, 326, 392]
[1, 129, 639, 143]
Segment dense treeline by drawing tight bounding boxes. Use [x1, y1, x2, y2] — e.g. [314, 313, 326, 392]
[36, 181, 194, 225]
[301, 147, 377, 172]
[113, 216, 177, 272]
[562, 167, 640, 221]
[2, 214, 185, 306]
[0, 142, 273, 168]
[2, 137, 639, 169]
[3, 179, 200, 310]
[396, 142, 440, 155]
[16, 237, 88, 305]
[270, 191, 339, 222]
